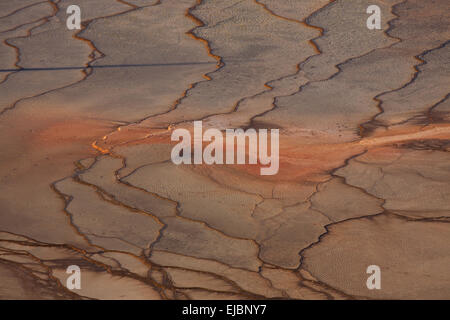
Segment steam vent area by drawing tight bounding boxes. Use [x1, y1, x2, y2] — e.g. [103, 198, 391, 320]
[0, 0, 449, 299]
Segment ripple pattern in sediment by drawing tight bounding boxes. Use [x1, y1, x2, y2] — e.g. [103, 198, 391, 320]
[0, 0, 449, 299]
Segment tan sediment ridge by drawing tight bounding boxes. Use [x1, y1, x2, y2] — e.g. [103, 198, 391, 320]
[0, 0, 449, 299]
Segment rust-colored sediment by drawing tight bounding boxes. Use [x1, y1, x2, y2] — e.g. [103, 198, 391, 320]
[0, 0, 449, 299]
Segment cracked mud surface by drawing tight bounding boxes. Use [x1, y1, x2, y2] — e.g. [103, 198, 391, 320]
[0, 0, 449, 299]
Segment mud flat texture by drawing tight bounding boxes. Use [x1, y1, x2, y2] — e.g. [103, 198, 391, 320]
[0, 0, 449, 299]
